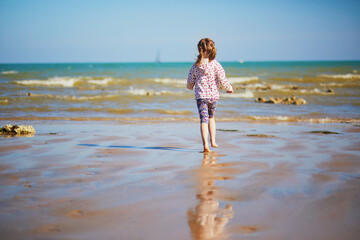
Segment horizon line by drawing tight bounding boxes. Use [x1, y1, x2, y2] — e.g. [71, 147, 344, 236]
[1, 59, 360, 64]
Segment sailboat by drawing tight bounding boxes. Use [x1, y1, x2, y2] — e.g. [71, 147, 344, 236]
[156, 49, 161, 63]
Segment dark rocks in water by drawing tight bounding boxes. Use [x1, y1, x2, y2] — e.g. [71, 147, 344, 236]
[327, 88, 335, 94]
[309, 131, 340, 134]
[255, 96, 307, 105]
[255, 86, 272, 91]
[18, 92, 33, 96]
[0, 124, 35, 135]
[233, 86, 246, 91]
[218, 129, 239, 132]
[246, 134, 275, 138]
[255, 97, 267, 103]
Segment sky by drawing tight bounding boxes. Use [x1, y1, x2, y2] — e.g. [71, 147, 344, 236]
[0, 0, 359, 63]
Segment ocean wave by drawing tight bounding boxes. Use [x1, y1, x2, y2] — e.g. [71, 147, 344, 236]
[126, 87, 175, 96]
[277, 88, 334, 95]
[88, 78, 113, 85]
[1, 71, 18, 74]
[228, 77, 259, 84]
[298, 88, 332, 95]
[239, 115, 359, 123]
[153, 77, 259, 86]
[15, 76, 121, 87]
[18, 93, 118, 101]
[270, 84, 287, 90]
[153, 78, 187, 85]
[234, 83, 290, 92]
[319, 74, 360, 79]
[16, 77, 79, 87]
[222, 91, 254, 98]
[249, 115, 291, 121]
[320, 82, 344, 87]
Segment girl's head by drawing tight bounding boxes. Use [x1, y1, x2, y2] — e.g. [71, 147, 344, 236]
[196, 38, 216, 65]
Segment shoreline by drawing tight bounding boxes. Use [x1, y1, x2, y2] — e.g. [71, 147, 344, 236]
[1, 115, 360, 124]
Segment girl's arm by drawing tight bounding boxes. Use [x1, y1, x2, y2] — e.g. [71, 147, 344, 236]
[215, 61, 233, 93]
[187, 65, 196, 90]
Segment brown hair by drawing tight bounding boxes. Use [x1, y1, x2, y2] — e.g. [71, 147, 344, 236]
[195, 38, 217, 65]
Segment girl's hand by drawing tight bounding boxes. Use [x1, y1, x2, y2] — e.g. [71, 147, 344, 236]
[226, 90, 233, 94]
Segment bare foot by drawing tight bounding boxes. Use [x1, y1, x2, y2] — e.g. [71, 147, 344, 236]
[211, 143, 218, 148]
[203, 147, 212, 153]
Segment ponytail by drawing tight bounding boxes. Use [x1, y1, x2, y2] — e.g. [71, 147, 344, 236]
[195, 38, 217, 65]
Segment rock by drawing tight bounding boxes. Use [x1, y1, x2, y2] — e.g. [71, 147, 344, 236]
[218, 129, 239, 132]
[327, 88, 334, 93]
[293, 98, 307, 105]
[255, 96, 307, 105]
[266, 97, 281, 104]
[255, 86, 271, 91]
[0, 124, 35, 135]
[281, 97, 293, 104]
[246, 134, 275, 138]
[0, 99, 9, 104]
[255, 97, 267, 103]
[233, 86, 246, 90]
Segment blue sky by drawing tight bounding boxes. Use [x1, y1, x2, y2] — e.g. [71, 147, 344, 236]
[0, 0, 359, 63]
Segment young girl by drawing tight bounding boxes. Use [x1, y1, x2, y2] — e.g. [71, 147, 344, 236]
[187, 38, 233, 152]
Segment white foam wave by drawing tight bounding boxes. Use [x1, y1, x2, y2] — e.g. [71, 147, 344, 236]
[88, 78, 112, 85]
[228, 77, 259, 84]
[16, 77, 79, 87]
[251, 115, 290, 121]
[1, 71, 18, 74]
[279, 88, 333, 95]
[15, 76, 120, 87]
[20, 93, 117, 101]
[270, 84, 287, 90]
[319, 74, 360, 79]
[320, 82, 344, 87]
[153, 78, 187, 85]
[243, 83, 267, 88]
[126, 87, 169, 96]
[223, 91, 254, 98]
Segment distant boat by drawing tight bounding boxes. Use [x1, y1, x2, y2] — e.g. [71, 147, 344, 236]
[238, 59, 244, 63]
[156, 49, 161, 63]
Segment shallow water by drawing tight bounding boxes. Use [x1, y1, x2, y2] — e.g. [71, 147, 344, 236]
[1, 61, 360, 122]
[0, 121, 359, 239]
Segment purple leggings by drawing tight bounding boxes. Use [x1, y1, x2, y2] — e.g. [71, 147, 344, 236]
[196, 99, 217, 123]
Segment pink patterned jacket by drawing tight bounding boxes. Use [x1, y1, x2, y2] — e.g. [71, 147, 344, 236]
[187, 58, 233, 100]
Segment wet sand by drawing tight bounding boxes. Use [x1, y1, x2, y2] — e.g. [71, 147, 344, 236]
[0, 120, 359, 240]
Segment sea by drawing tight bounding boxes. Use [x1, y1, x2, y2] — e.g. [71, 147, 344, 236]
[1, 61, 360, 123]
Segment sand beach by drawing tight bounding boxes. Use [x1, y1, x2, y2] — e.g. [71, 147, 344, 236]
[0, 119, 359, 240]
[1, 0, 360, 238]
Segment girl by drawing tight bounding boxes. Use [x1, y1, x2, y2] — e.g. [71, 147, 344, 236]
[187, 38, 233, 152]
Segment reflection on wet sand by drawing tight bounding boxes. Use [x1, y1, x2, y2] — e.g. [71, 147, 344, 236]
[188, 152, 234, 240]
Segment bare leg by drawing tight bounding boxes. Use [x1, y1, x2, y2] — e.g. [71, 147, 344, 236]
[200, 123, 211, 152]
[209, 117, 218, 147]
